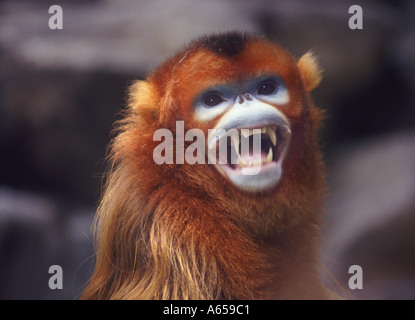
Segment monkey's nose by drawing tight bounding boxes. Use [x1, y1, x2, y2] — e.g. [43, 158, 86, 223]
[244, 93, 253, 101]
[238, 93, 253, 104]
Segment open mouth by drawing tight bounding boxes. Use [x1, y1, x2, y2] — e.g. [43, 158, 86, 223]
[226, 125, 280, 170]
[208, 121, 291, 192]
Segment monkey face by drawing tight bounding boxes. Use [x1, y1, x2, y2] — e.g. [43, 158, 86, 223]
[158, 37, 310, 194]
[194, 75, 292, 192]
[144, 33, 322, 199]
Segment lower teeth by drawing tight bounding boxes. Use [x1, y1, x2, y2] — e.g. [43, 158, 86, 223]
[227, 127, 276, 168]
[236, 147, 273, 168]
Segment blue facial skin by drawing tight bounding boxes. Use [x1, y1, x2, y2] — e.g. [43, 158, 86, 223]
[193, 74, 289, 122]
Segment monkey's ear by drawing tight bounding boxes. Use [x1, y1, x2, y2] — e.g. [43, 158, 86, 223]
[128, 80, 159, 121]
[297, 52, 322, 92]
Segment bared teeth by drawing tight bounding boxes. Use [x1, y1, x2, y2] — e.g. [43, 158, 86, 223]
[266, 126, 277, 146]
[240, 127, 276, 141]
[237, 151, 246, 167]
[266, 147, 273, 163]
[227, 126, 278, 168]
[237, 148, 273, 168]
[241, 128, 262, 137]
[241, 129, 250, 138]
[232, 136, 239, 151]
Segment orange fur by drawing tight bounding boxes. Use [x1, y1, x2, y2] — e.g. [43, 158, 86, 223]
[81, 33, 328, 299]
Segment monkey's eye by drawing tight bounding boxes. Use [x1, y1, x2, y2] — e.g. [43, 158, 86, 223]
[203, 93, 225, 107]
[257, 80, 278, 95]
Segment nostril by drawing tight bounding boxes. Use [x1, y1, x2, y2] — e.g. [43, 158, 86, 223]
[244, 93, 253, 101]
[238, 93, 253, 104]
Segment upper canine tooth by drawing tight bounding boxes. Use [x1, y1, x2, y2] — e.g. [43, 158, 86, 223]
[266, 126, 272, 137]
[267, 127, 277, 146]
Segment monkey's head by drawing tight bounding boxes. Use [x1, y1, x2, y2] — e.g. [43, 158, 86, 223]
[119, 32, 324, 237]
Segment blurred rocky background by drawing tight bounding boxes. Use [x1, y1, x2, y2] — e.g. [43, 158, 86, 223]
[0, 0, 414, 299]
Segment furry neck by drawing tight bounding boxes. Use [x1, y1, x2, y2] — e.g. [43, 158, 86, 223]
[133, 184, 326, 299]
